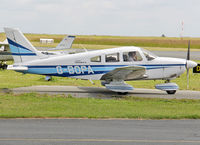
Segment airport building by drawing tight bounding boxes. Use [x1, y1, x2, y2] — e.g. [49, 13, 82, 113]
[40, 38, 54, 44]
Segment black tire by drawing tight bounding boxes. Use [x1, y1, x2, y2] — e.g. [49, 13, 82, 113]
[2, 64, 7, 70]
[166, 90, 176, 94]
[117, 92, 128, 95]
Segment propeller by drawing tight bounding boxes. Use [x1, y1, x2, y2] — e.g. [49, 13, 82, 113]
[185, 40, 198, 89]
[186, 40, 190, 89]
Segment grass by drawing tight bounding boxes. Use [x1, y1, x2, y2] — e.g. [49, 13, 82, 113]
[2, 32, 200, 49]
[0, 70, 102, 88]
[1, 32, 200, 119]
[0, 93, 200, 119]
[24, 35, 200, 49]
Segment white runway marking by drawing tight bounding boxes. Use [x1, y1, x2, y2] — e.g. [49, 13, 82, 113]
[1, 138, 200, 143]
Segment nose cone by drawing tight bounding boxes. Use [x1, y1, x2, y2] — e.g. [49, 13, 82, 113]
[186, 60, 197, 69]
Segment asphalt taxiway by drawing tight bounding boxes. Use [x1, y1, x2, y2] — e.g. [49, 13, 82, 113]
[1, 119, 200, 145]
[12, 85, 200, 99]
[153, 50, 200, 60]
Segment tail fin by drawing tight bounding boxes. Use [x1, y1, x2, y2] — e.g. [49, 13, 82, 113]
[55, 35, 75, 50]
[4, 27, 43, 64]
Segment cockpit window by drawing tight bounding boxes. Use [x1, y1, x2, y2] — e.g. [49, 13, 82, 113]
[91, 56, 101, 62]
[141, 48, 157, 61]
[123, 51, 143, 62]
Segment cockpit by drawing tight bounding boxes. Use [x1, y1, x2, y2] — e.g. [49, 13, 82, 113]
[140, 48, 157, 61]
[89, 47, 158, 63]
[122, 48, 157, 62]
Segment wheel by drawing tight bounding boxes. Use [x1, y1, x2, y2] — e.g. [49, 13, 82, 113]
[117, 92, 128, 95]
[166, 90, 176, 94]
[2, 64, 7, 70]
[45, 76, 52, 81]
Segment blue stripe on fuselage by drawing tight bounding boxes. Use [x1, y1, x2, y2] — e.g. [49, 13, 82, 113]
[20, 64, 185, 77]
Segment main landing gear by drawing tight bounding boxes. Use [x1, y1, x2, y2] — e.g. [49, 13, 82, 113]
[45, 76, 52, 81]
[166, 90, 176, 94]
[117, 92, 128, 95]
[104, 81, 133, 95]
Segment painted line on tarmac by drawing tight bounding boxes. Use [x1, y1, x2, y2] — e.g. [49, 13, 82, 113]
[0, 138, 200, 143]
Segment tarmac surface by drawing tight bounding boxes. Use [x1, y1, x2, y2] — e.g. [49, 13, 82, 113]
[12, 85, 200, 99]
[153, 50, 200, 60]
[1, 119, 200, 145]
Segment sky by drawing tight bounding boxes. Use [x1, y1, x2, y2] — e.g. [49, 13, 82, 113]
[0, 0, 200, 37]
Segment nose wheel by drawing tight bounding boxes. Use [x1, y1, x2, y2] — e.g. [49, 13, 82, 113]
[155, 81, 179, 95]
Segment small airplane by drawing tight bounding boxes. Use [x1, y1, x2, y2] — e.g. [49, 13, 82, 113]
[4, 28, 197, 94]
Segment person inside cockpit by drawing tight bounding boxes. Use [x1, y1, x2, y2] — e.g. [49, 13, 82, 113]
[128, 51, 137, 61]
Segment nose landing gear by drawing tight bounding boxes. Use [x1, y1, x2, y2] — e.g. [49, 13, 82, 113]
[155, 80, 179, 95]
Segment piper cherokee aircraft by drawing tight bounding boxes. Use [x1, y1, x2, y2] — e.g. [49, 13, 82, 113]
[4, 27, 197, 94]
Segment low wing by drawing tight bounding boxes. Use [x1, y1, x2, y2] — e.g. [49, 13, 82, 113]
[101, 66, 147, 81]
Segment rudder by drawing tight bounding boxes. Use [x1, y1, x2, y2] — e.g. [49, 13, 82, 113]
[4, 28, 43, 64]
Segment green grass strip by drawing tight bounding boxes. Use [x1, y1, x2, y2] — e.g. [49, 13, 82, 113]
[0, 93, 200, 119]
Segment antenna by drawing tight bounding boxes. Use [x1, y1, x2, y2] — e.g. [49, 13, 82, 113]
[180, 20, 184, 40]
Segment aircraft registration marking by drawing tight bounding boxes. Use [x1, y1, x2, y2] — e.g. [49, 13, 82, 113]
[56, 65, 94, 75]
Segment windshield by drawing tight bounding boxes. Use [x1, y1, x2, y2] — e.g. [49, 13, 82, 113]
[140, 48, 157, 61]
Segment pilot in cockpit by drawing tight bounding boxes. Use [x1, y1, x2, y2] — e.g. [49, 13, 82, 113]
[128, 51, 137, 61]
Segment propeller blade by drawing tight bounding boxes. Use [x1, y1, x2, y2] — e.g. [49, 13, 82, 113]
[187, 40, 190, 60]
[186, 40, 190, 89]
[187, 68, 189, 89]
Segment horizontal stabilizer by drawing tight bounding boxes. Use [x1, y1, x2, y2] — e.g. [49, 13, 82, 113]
[7, 65, 28, 71]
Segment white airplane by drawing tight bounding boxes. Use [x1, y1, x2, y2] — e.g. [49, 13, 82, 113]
[5, 28, 197, 94]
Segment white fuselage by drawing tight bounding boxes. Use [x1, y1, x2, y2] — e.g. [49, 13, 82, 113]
[17, 46, 188, 81]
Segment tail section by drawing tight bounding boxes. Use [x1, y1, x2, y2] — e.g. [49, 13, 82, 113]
[4, 27, 43, 64]
[55, 35, 75, 50]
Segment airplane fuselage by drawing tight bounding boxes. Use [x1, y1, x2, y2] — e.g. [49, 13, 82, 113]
[16, 47, 188, 81]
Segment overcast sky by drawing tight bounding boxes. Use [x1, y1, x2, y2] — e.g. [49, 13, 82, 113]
[0, 0, 200, 37]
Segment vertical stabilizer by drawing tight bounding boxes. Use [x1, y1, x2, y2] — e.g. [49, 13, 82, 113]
[4, 27, 43, 64]
[55, 35, 75, 49]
